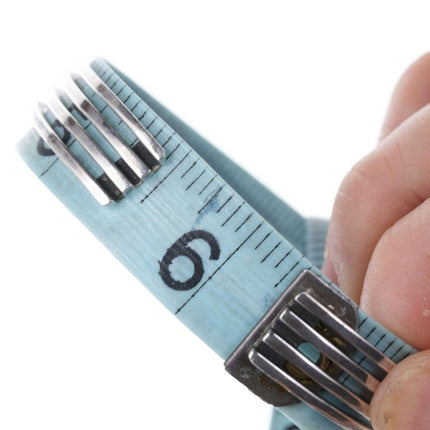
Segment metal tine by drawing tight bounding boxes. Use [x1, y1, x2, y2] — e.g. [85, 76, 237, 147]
[49, 92, 132, 195]
[279, 309, 380, 395]
[66, 74, 149, 182]
[80, 65, 165, 171]
[262, 330, 371, 421]
[248, 349, 371, 430]
[34, 104, 112, 206]
[295, 293, 395, 374]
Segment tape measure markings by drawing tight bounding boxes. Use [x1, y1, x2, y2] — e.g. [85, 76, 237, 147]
[126, 115, 312, 315]
[32, 60, 415, 368]
[181, 159, 198, 179]
[198, 174, 217, 195]
[176, 221, 265, 314]
[261, 241, 282, 263]
[89, 68, 309, 304]
[96, 67, 324, 313]
[139, 150, 192, 203]
[254, 231, 273, 249]
[163, 142, 181, 160]
[220, 201, 244, 226]
[339, 335, 403, 387]
[198, 186, 223, 214]
[19, 58, 419, 430]
[185, 168, 206, 190]
[234, 212, 253, 233]
[108, 106, 313, 317]
[274, 248, 294, 269]
[216, 194, 234, 213]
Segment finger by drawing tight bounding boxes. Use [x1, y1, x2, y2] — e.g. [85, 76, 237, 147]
[323, 53, 430, 300]
[322, 102, 430, 303]
[370, 351, 430, 430]
[360, 197, 430, 350]
[380, 52, 430, 141]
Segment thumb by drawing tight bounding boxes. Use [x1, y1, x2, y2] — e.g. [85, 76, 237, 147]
[371, 351, 430, 430]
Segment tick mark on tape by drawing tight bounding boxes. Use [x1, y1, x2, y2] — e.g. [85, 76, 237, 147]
[382, 339, 396, 354]
[221, 202, 244, 227]
[162, 131, 176, 147]
[273, 256, 306, 288]
[140, 150, 191, 203]
[175, 222, 263, 314]
[146, 117, 156, 130]
[255, 231, 272, 250]
[274, 248, 294, 268]
[165, 142, 181, 160]
[123, 93, 132, 105]
[186, 169, 206, 190]
[129, 100, 140, 113]
[181, 160, 198, 179]
[260, 241, 281, 264]
[216, 195, 233, 213]
[197, 186, 223, 215]
[235, 213, 253, 233]
[391, 344, 406, 361]
[138, 109, 149, 121]
[198, 175, 217, 195]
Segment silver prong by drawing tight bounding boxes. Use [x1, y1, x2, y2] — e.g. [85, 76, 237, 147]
[66, 75, 149, 181]
[279, 310, 380, 395]
[295, 293, 395, 374]
[248, 349, 370, 430]
[34, 104, 112, 206]
[262, 330, 371, 420]
[49, 92, 132, 195]
[80, 65, 165, 171]
[225, 270, 399, 429]
[34, 63, 166, 205]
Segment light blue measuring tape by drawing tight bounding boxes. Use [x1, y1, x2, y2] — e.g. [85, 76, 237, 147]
[17, 59, 416, 430]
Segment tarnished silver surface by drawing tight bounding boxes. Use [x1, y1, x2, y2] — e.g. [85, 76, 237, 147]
[225, 270, 395, 430]
[66, 75, 150, 181]
[81, 66, 164, 171]
[34, 64, 165, 205]
[34, 104, 112, 206]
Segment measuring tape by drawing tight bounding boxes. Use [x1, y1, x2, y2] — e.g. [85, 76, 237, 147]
[17, 59, 416, 430]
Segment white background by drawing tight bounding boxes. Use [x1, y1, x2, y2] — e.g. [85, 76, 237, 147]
[1, 2, 429, 429]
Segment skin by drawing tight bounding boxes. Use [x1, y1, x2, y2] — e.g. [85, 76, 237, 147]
[321, 53, 430, 429]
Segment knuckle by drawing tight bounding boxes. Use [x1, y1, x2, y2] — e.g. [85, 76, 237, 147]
[363, 201, 430, 349]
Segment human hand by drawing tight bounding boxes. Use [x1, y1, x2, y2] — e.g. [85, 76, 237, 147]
[322, 53, 430, 429]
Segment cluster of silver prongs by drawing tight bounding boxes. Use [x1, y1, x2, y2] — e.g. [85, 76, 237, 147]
[34, 65, 164, 205]
[225, 270, 396, 430]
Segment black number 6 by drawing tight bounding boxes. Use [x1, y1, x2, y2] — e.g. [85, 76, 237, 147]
[159, 230, 220, 291]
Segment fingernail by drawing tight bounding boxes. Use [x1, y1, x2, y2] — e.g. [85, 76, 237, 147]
[373, 369, 430, 429]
